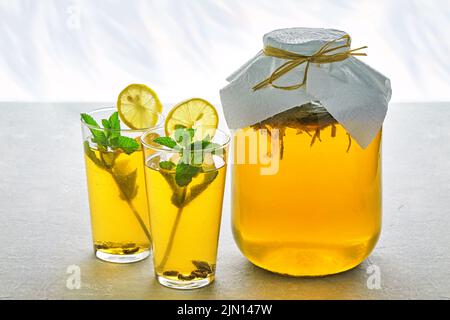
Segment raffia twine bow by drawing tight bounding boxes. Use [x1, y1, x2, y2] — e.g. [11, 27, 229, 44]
[252, 34, 367, 91]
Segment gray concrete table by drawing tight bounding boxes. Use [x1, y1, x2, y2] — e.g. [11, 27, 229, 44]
[0, 102, 449, 300]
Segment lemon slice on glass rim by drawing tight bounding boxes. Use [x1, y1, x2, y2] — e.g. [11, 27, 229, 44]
[165, 98, 219, 139]
[117, 84, 163, 130]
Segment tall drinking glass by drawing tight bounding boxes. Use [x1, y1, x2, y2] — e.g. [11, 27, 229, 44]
[81, 107, 164, 263]
[141, 128, 230, 289]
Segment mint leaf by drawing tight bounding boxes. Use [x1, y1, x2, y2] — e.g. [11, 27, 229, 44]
[81, 113, 99, 127]
[153, 136, 177, 149]
[174, 124, 187, 130]
[101, 119, 111, 139]
[175, 163, 201, 187]
[113, 169, 138, 201]
[92, 130, 108, 147]
[159, 161, 176, 170]
[109, 112, 120, 131]
[102, 119, 111, 129]
[81, 113, 108, 147]
[108, 112, 121, 140]
[111, 136, 140, 154]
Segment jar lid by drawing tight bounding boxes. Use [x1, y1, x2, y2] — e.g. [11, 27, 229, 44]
[220, 27, 392, 149]
[264, 28, 349, 56]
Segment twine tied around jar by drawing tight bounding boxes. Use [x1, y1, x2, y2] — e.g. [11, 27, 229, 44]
[252, 34, 367, 91]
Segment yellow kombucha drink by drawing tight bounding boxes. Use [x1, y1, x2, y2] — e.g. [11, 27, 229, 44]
[84, 143, 151, 262]
[145, 154, 226, 286]
[232, 105, 381, 276]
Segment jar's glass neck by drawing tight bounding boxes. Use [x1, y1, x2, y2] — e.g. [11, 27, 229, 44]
[251, 101, 336, 130]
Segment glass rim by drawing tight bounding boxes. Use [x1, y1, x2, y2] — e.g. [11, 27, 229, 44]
[141, 127, 231, 153]
[81, 107, 165, 133]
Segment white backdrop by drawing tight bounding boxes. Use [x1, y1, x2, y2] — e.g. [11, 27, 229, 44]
[0, 0, 449, 103]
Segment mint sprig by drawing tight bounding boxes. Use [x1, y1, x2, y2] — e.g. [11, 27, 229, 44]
[153, 136, 177, 149]
[81, 110, 151, 243]
[81, 112, 140, 154]
[153, 127, 222, 271]
[152, 127, 219, 188]
[81, 111, 142, 198]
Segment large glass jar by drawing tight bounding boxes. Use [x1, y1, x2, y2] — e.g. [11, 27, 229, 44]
[231, 102, 382, 276]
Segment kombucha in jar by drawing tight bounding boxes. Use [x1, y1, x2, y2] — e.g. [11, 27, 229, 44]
[231, 103, 382, 276]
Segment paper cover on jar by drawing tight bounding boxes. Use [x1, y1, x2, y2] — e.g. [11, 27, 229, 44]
[219, 27, 392, 148]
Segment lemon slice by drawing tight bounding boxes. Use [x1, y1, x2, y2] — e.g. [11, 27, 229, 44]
[117, 84, 162, 129]
[165, 98, 218, 139]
